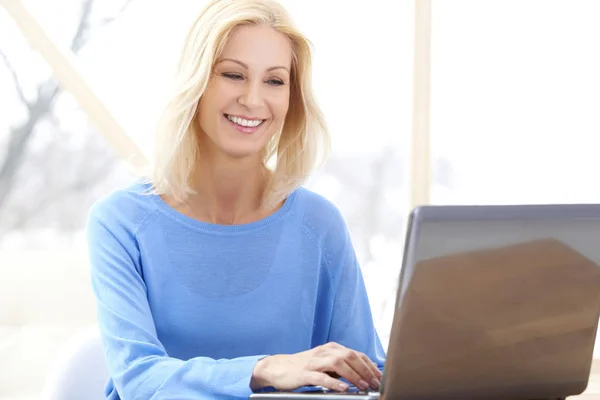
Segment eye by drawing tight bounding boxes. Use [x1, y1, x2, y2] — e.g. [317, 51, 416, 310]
[267, 78, 285, 86]
[222, 72, 244, 81]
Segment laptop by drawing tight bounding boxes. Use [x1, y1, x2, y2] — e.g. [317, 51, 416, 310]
[251, 203, 600, 400]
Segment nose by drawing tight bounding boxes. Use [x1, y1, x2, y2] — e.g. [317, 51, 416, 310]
[238, 81, 264, 109]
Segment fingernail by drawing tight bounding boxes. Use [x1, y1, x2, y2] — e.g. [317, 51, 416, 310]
[359, 380, 369, 390]
[371, 378, 380, 389]
[339, 383, 349, 391]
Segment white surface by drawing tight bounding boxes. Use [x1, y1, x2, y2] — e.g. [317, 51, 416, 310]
[0, 248, 96, 399]
[41, 325, 108, 400]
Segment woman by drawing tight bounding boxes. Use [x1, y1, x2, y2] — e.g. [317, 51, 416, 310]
[86, 0, 386, 398]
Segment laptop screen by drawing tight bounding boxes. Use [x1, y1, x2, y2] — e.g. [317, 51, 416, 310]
[386, 206, 600, 400]
[414, 217, 600, 265]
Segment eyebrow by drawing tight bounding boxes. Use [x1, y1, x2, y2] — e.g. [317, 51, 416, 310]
[218, 58, 290, 73]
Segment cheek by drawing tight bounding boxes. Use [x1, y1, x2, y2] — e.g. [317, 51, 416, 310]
[201, 80, 234, 114]
[197, 101, 214, 131]
[198, 92, 227, 126]
[273, 91, 291, 121]
[196, 103, 223, 143]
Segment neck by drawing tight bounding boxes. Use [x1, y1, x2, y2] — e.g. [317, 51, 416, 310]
[189, 154, 269, 225]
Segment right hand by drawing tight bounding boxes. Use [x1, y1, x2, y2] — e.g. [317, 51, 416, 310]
[250, 342, 383, 392]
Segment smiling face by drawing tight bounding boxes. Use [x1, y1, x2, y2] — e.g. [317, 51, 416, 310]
[196, 24, 293, 162]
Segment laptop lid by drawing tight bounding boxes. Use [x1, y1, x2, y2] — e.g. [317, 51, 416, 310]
[382, 204, 600, 400]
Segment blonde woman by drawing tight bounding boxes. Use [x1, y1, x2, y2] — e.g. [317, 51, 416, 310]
[86, 0, 386, 398]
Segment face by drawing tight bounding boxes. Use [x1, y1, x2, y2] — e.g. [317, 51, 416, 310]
[196, 24, 293, 161]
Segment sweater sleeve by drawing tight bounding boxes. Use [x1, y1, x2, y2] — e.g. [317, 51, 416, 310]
[326, 222, 387, 371]
[86, 207, 265, 400]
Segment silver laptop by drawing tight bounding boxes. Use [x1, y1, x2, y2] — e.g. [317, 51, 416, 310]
[251, 204, 600, 400]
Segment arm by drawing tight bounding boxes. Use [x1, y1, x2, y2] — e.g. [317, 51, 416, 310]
[326, 225, 387, 372]
[250, 223, 386, 393]
[87, 210, 265, 400]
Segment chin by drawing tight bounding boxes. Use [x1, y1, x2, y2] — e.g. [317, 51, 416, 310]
[216, 135, 270, 159]
[220, 146, 265, 160]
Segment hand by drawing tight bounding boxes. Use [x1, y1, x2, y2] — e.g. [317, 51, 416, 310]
[250, 342, 383, 392]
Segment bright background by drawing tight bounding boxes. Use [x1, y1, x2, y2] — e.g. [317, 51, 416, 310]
[1, 0, 599, 399]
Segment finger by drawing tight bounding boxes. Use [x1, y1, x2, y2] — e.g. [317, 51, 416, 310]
[359, 354, 382, 388]
[326, 371, 341, 379]
[315, 356, 364, 391]
[359, 353, 382, 379]
[338, 350, 380, 390]
[318, 344, 379, 390]
[372, 361, 383, 377]
[303, 371, 349, 392]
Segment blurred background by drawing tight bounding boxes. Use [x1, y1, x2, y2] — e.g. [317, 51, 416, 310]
[1, 0, 599, 399]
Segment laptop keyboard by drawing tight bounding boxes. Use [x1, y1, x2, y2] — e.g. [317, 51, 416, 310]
[254, 382, 380, 396]
[289, 385, 374, 395]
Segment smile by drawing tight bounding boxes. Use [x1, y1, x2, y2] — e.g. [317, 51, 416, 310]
[225, 114, 265, 128]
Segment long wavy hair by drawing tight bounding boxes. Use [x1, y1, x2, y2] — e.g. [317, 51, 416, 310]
[148, 0, 329, 209]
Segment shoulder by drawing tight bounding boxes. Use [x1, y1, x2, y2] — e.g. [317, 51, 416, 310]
[292, 187, 351, 261]
[294, 187, 346, 230]
[86, 178, 158, 237]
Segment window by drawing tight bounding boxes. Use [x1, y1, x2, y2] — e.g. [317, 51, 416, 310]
[430, 0, 600, 206]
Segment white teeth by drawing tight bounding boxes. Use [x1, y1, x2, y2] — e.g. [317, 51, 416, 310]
[227, 115, 263, 127]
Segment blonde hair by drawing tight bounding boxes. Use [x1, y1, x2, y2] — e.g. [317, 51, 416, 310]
[149, 0, 330, 209]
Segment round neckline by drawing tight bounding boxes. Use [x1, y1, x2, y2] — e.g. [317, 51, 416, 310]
[150, 185, 299, 234]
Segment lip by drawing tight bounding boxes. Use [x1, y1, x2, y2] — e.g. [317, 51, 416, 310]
[225, 113, 266, 121]
[223, 114, 266, 135]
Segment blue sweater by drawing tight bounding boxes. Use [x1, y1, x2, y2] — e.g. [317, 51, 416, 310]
[86, 181, 386, 400]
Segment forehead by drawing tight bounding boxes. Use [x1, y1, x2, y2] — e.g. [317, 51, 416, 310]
[220, 24, 293, 69]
